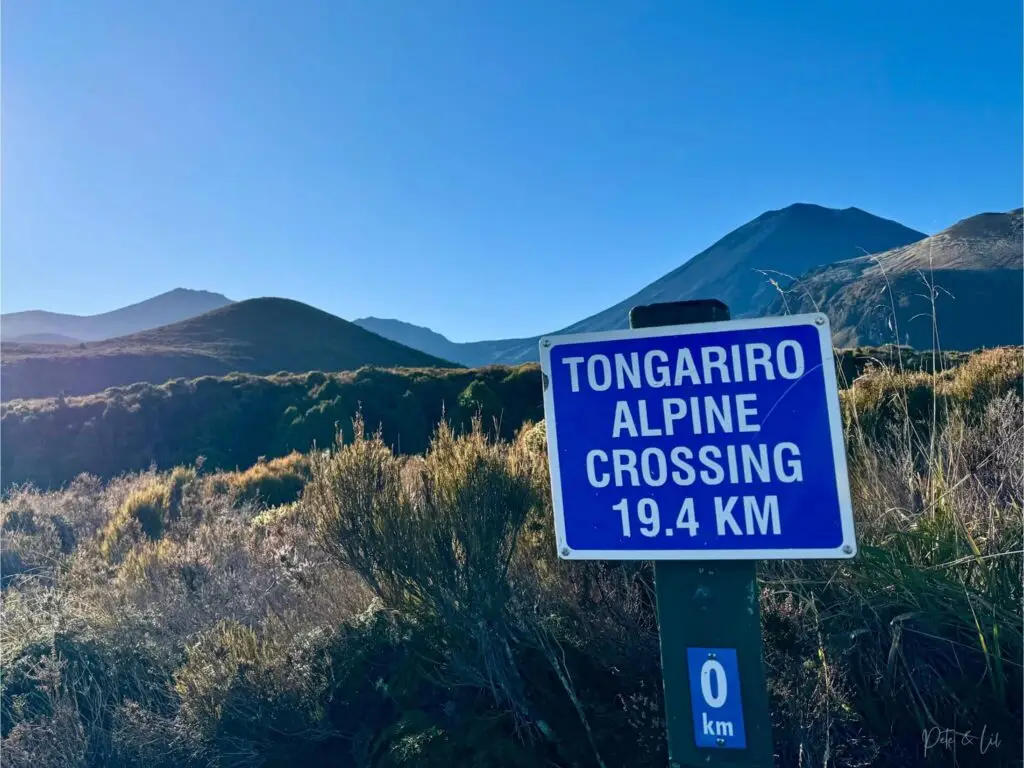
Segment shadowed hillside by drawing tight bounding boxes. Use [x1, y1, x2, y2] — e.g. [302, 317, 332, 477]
[1, 288, 233, 341]
[1, 298, 458, 401]
[1, 364, 542, 489]
[770, 209, 1024, 350]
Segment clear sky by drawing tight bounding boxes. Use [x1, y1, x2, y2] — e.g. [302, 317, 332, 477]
[3, 1, 1021, 341]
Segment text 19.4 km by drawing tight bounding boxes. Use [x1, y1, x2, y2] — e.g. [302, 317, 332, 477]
[611, 495, 782, 538]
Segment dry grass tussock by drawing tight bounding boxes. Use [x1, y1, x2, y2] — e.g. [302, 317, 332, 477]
[1, 351, 1022, 767]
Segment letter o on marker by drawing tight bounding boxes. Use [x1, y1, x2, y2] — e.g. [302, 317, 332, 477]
[777, 341, 805, 379]
[700, 660, 728, 708]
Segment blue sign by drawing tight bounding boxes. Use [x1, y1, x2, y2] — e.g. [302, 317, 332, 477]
[539, 314, 856, 560]
[686, 648, 746, 749]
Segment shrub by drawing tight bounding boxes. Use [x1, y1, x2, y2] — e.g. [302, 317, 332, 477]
[97, 469, 199, 562]
[305, 415, 540, 620]
[305, 416, 549, 727]
[222, 451, 311, 508]
[173, 620, 327, 752]
[0, 491, 80, 589]
[456, 379, 502, 424]
[516, 419, 547, 456]
[0, 603, 174, 766]
[841, 347, 1024, 461]
[0, 365, 547, 491]
[762, 389, 1024, 765]
[98, 483, 171, 562]
[1, 687, 90, 768]
[944, 346, 1023, 406]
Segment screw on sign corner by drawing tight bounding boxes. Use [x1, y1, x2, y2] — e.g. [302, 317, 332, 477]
[560, 547, 570, 557]
[814, 315, 826, 326]
[842, 544, 853, 554]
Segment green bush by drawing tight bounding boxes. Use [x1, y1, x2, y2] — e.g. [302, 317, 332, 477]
[4, 351, 1016, 494]
[305, 415, 540, 620]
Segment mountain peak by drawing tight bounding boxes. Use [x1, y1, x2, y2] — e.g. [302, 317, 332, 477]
[364, 203, 933, 366]
[756, 203, 895, 227]
[550, 203, 926, 335]
[775, 202, 836, 214]
[943, 208, 1023, 241]
[161, 287, 232, 300]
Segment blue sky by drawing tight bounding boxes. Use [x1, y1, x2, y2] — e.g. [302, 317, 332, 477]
[3, 1, 1021, 341]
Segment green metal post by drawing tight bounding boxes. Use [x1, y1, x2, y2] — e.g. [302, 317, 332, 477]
[629, 299, 774, 768]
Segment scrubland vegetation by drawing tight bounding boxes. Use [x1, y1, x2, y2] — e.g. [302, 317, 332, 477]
[1, 347, 1021, 767]
[0, 365, 542, 491]
[0, 347, 975, 492]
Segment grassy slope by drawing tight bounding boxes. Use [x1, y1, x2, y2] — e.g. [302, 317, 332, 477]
[0, 298, 459, 401]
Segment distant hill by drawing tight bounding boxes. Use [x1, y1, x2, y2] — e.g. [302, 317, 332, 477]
[353, 317, 467, 361]
[5, 332, 82, 345]
[363, 204, 926, 365]
[1, 288, 233, 341]
[768, 209, 1023, 350]
[353, 317, 529, 367]
[1, 298, 459, 401]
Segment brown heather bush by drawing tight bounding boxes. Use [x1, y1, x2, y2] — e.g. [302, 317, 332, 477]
[1, 348, 1021, 767]
[98, 467, 200, 562]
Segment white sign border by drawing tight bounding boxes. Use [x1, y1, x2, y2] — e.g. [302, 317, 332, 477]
[539, 312, 857, 561]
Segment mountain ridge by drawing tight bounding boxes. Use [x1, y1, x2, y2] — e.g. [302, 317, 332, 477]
[1, 288, 234, 341]
[8, 203, 1014, 379]
[360, 203, 927, 365]
[5, 332, 82, 345]
[352, 316, 530, 366]
[1, 297, 458, 401]
[765, 208, 1023, 350]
